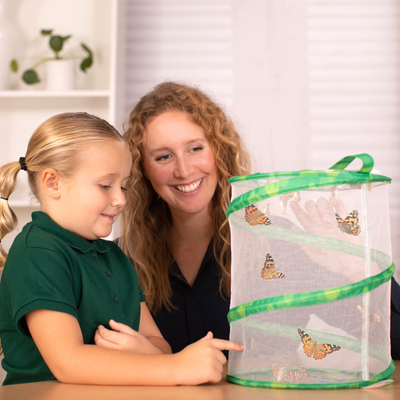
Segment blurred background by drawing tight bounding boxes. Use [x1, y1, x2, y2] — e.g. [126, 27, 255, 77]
[0, 1, 399, 288]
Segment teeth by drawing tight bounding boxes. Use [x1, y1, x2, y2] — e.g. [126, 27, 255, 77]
[176, 179, 202, 193]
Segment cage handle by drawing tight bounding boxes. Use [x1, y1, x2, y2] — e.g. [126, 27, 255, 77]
[328, 153, 374, 174]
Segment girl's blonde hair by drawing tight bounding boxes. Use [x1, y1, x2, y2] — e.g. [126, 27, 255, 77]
[120, 81, 251, 313]
[0, 112, 125, 269]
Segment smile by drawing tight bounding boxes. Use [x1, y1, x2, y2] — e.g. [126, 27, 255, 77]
[101, 214, 117, 221]
[175, 178, 202, 193]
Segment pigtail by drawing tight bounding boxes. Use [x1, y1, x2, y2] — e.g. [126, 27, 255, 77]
[0, 161, 21, 269]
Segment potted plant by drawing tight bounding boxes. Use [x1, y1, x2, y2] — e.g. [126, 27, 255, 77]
[10, 29, 93, 86]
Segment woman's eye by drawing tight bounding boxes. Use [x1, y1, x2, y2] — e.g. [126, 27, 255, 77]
[121, 187, 127, 193]
[192, 146, 203, 152]
[156, 154, 171, 161]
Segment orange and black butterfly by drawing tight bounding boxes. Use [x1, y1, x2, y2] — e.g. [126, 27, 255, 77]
[261, 254, 285, 280]
[244, 204, 271, 226]
[298, 328, 341, 360]
[335, 210, 361, 236]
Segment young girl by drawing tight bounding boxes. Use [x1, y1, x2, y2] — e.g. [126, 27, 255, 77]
[0, 112, 243, 386]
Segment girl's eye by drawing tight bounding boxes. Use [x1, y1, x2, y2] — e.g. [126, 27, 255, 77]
[100, 185, 111, 190]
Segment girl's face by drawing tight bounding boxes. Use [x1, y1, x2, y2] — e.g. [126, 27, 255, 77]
[48, 140, 132, 240]
[142, 110, 218, 220]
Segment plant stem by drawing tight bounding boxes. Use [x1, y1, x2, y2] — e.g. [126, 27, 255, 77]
[31, 57, 55, 69]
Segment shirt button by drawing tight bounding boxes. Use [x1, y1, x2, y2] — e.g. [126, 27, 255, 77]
[113, 296, 119, 303]
[91, 252, 97, 258]
[106, 271, 112, 277]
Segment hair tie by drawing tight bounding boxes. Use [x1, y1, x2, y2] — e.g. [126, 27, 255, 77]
[19, 157, 27, 171]
[1, 197, 8, 201]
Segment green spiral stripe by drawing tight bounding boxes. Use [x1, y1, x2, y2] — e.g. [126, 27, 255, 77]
[329, 153, 374, 174]
[227, 170, 391, 219]
[226, 360, 395, 389]
[228, 263, 394, 324]
[229, 153, 382, 185]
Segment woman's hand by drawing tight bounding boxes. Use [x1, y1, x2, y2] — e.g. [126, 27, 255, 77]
[95, 319, 164, 355]
[290, 197, 370, 281]
[172, 331, 244, 385]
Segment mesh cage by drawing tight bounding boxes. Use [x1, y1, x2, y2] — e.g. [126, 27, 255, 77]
[226, 154, 395, 389]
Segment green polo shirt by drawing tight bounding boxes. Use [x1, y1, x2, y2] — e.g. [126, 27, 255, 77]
[0, 211, 144, 386]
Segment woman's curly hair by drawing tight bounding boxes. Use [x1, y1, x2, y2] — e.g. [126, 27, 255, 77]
[119, 81, 251, 313]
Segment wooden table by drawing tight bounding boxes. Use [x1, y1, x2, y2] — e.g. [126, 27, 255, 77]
[0, 361, 399, 400]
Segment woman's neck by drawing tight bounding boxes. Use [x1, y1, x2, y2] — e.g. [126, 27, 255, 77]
[169, 208, 214, 286]
[170, 208, 213, 245]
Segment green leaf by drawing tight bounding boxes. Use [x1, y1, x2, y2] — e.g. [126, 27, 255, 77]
[49, 35, 65, 53]
[10, 59, 18, 72]
[80, 56, 93, 72]
[41, 29, 53, 36]
[22, 69, 40, 85]
[81, 43, 93, 57]
[80, 43, 93, 72]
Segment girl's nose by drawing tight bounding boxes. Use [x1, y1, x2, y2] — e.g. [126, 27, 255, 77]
[111, 188, 126, 208]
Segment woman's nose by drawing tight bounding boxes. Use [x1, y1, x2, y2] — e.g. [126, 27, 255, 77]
[174, 157, 192, 178]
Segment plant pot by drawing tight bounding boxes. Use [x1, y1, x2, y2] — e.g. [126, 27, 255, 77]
[46, 59, 74, 91]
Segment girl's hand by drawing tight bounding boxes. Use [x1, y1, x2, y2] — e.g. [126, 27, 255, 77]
[172, 332, 244, 385]
[94, 319, 164, 355]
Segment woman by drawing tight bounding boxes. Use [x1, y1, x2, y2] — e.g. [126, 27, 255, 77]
[119, 81, 251, 353]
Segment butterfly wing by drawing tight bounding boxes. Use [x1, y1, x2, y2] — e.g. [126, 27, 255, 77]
[313, 343, 341, 360]
[244, 204, 271, 226]
[298, 328, 314, 358]
[335, 210, 361, 236]
[261, 253, 285, 280]
[346, 210, 361, 235]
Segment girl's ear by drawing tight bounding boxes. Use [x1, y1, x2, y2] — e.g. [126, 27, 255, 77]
[41, 168, 61, 199]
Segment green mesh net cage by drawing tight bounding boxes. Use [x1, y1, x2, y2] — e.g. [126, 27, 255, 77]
[226, 154, 395, 389]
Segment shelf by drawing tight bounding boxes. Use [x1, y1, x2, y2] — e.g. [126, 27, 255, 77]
[0, 90, 111, 98]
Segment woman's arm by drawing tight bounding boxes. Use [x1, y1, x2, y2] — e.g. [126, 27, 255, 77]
[94, 302, 171, 355]
[25, 309, 243, 386]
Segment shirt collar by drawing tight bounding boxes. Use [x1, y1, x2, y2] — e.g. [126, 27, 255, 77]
[31, 211, 110, 254]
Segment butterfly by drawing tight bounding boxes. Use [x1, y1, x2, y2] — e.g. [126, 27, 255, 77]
[335, 210, 361, 236]
[272, 362, 310, 383]
[298, 328, 341, 360]
[272, 363, 295, 383]
[261, 253, 285, 280]
[295, 361, 311, 383]
[244, 204, 271, 226]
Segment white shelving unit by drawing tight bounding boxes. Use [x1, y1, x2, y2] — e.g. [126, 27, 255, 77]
[0, 0, 126, 238]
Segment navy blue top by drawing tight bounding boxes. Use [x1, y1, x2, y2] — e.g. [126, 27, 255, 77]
[151, 243, 230, 354]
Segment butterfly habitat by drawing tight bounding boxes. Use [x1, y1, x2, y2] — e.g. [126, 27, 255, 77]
[226, 154, 395, 389]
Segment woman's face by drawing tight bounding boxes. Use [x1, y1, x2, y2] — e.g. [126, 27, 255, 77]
[142, 110, 218, 219]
